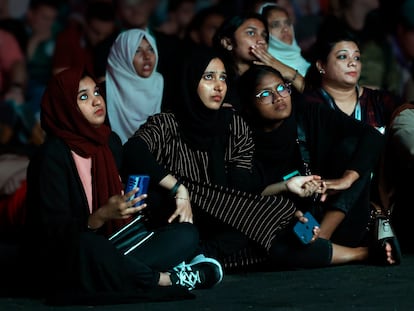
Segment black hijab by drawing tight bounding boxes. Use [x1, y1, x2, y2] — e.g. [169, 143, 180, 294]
[175, 47, 231, 149]
[175, 47, 233, 184]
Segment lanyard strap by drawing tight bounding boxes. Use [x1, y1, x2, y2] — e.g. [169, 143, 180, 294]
[319, 86, 361, 121]
[296, 115, 312, 176]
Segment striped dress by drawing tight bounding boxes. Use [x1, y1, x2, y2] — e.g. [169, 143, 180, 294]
[131, 112, 296, 251]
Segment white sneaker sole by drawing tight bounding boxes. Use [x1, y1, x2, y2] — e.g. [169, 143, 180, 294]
[189, 254, 224, 285]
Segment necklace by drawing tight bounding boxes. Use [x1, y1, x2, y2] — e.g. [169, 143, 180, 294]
[319, 85, 361, 121]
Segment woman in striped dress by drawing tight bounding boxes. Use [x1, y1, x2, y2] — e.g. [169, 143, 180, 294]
[122, 48, 324, 270]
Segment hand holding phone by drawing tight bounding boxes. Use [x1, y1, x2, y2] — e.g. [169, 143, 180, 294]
[293, 212, 320, 244]
[125, 175, 150, 206]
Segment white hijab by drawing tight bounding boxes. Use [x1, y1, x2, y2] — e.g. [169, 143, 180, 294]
[106, 29, 163, 144]
[267, 35, 310, 77]
[257, 2, 310, 76]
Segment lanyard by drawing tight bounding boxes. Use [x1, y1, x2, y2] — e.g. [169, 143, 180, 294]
[319, 86, 361, 121]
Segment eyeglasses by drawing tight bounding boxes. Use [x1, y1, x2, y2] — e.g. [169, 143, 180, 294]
[255, 84, 291, 105]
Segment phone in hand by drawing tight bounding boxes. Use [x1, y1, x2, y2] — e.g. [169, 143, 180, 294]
[293, 211, 320, 244]
[125, 175, 150, 206]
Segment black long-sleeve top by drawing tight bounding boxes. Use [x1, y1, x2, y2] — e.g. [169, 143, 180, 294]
[122, 112, 296, 251]
[253, 94, 385, 214]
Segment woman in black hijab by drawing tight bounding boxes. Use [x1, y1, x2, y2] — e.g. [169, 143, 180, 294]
[122, 48, 323, 270]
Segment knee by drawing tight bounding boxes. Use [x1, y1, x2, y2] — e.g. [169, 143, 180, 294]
[169, 222, 199, 249]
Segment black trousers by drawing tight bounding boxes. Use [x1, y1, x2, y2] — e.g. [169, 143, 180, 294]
[268, 227, 332, 269]
[125, 222, 199, 287]
[200, 220, 332, 270]
[73, 222, 199, 293]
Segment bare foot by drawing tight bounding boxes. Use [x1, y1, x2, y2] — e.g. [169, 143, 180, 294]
[385, 242, 396, 265]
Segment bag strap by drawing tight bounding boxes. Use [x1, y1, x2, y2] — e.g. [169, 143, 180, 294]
[296, 119, 311, 176]
[296, 120, 322, 206]
[319, 86, 361, 121]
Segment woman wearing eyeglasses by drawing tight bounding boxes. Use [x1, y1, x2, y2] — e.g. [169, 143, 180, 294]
[239, 65, 400, 266]
[122, 49, 333, 271]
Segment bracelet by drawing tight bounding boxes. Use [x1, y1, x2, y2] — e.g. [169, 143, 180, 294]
[170, 181, 181, 197]
[290, 69, 298, 83]
[175, 196, 189, 201]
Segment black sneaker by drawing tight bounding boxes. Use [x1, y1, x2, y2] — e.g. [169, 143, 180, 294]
[171, 254, 223, 290]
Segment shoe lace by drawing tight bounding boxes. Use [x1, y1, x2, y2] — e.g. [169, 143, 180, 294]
[173, 262, 201, 290]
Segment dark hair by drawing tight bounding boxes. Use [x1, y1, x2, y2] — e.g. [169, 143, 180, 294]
[260, 4, 289, 20]
[304, 29, 360, 91]
[399, 0, 414, 30]
[337, 0, 352, 10]
[168, 0, 196, 12]
[29, 0, 60, 10]
[238, 65, 285, 127]
[186, 5, 224, 33]
[85, 1, 116, 22]
[212, 13, 269, 77]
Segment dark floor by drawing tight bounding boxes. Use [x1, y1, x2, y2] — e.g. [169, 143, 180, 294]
[1, 254, 414, 311]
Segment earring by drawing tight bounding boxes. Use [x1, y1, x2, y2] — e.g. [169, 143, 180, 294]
[227, 45, 233, 51]
[319, 69, 325, 74]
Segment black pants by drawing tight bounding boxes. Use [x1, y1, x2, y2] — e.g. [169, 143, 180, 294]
[315, 172, 371, 247]
[125, 222, 199, 287]
[200, 221, 332, 270]
[321, 137, 372, 247]
[73, 222, 199, 294]
[268, 228, 332, 269]
[22, 223, 198, 305]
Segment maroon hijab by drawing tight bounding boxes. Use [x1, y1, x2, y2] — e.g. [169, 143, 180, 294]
[41, 66, 124, 232]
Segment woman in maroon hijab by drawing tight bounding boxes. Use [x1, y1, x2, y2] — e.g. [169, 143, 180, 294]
[22, 66, 222, 305]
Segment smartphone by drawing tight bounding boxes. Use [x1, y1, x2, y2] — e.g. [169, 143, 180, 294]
[293, 211, 320, 244]
[125, 175, 150, 206]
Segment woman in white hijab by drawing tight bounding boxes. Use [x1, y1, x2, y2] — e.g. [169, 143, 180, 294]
[106, 29, 163, 144]
[258, 3, 310, 77]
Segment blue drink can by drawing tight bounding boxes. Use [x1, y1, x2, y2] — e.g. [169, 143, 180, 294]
[125, 175, 150, 206]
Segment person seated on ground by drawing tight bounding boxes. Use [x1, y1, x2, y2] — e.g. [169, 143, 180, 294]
[122, 48, 361, 271]
[0, 28, 26, 110]
[0, 27, 41, 244]
[381, 101, 414, 253]
[184, 5, 225, 51]
[0, 0, 27, 52]
[388, 0, 414, 103]
[115, 0, 182, 112]
[174, 5, 226, 109]
[257, 3, 310, 77]
[156, 0, 196, 40]
[304, 30, 401, 133]
[303, 30, 402, 216]
[21, 66, 222, 305]
[212, 13, 305, 112]
[238, 64, 400, 266]
[52, 1, 118, 79]
[274, 0, 322, 58]
[316, 0, 399, 93]
[0, 27, 44, 153]
[105, 29, 163, 144]
[24, 0, 60, 122]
